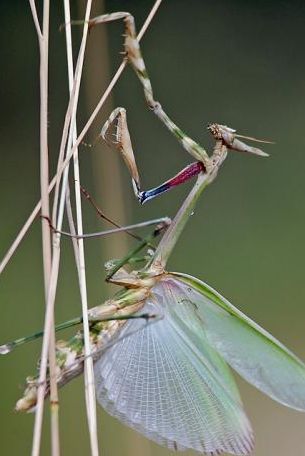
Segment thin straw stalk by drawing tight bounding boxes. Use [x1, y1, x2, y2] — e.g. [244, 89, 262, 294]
[64, 1, 100, 453]
[28, 0, 60, 455]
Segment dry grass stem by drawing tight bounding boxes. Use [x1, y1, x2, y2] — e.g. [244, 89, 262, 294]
[30, 0, 96, 453]
[28, 1, 60, 455]
[63, 1, 100, 453]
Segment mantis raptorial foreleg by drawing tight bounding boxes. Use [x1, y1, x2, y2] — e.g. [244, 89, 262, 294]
[100, 106, 207, 203]
[100, 108, 270, 206]
[87, 13, 271, 205]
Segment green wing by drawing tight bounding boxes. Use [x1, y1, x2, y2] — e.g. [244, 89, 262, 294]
[172, 272, 305, 412]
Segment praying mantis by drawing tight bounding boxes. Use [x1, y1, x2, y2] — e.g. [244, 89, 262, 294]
[2, 10, 305, 456]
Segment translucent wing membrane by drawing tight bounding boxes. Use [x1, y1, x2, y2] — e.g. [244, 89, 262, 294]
[95, 281, 253, 455]
[173, 273, 305, 412]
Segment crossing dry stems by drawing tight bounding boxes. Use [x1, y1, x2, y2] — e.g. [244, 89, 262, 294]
[18, 1, 164, 455]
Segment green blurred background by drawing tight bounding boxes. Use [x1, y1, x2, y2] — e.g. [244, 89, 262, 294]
[1, 0, 305, 454]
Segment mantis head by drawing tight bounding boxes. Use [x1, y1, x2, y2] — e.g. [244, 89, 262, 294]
[208, 123, 273, 157]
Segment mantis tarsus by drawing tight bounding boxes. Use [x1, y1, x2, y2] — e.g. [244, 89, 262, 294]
[3, 10, 305, 456]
